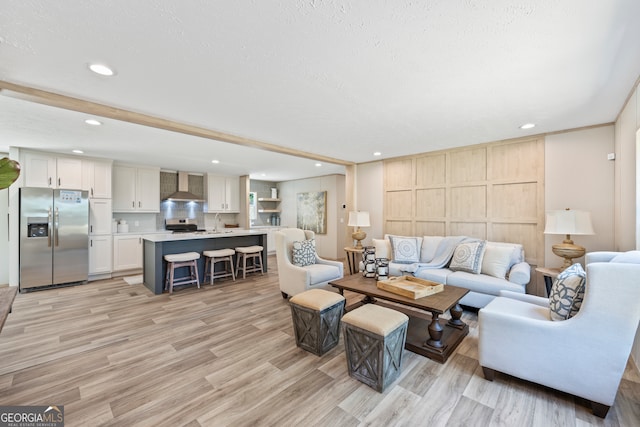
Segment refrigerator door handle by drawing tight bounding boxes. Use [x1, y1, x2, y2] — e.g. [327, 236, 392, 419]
[54, 207, 60, 247]
[47, 207, 53, 247]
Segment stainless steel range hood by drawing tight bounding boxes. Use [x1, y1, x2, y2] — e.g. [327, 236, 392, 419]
[163, 171, 205, 202]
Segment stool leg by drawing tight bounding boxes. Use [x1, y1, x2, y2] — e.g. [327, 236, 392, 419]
[204, 257, 211, 285]
[164, 262, 170, 291]
[257, 252, 264, 275]
[243, 254, 248, 279]
[169, 263, 175, 294]
[229, 257, 236, 281]
[193, 260, 200, 288]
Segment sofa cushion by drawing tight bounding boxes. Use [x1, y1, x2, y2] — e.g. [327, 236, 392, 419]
[447, 271, 525, 296]
[412, 267, 452, 284]
[548, 263, 586, 321]
[292, 239, 316, 267]
[611, 250, 640, 264]
[481, 243, 514, 279]
[373, 238, 392, 259]
[450, 240, 486, 274]
[388, 235, 423, 264]
[306, 263, 342, 284]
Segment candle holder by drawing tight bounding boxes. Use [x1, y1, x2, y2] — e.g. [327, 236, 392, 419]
[375, 258, 389, 280]
[362, 246, 376, 278]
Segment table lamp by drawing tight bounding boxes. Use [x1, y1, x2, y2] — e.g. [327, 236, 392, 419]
[544, 208, 594, 270]
[348, 211, 370, 249]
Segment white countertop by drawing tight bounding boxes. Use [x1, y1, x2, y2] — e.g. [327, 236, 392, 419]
[142, 229, 266, 243]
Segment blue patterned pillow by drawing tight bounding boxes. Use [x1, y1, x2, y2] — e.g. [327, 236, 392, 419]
[389, 236, 421, 264]
[549, 263, 586, 321]
[449, 240, 486, 274]
[292, 239, 316, 267]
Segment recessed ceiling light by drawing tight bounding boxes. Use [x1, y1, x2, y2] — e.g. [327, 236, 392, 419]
[211, 160, 220, 164]
[373, 152, 381, 156]
[84, 119, 102, 126]
[315, 163, 322, 167]
[519, 123, 536, 130]
[88, 63, 115, 76]
[72, 149, 84, 154]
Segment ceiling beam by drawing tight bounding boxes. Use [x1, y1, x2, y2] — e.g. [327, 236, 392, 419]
[0, 80, 354, 167]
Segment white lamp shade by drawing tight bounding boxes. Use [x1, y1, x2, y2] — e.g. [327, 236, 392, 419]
[348, 211, 370, 227]
[544, 210, 594, 235]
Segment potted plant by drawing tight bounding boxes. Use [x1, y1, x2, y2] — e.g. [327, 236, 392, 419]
[0, 157, 21, 189]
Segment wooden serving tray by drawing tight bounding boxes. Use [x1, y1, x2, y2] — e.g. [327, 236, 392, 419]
[377, 276, 444, 299]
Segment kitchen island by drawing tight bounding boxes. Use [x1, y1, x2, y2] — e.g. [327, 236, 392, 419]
[142, 229, 267, 295]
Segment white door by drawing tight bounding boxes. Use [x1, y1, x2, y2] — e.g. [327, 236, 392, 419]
[136, 167, 160, 212]
[23, 152, 55, 188]
[113, 235, 142, 270]
[90, 235, 113, 274]
[90, 199, 113, 235]
[112, 166, 137, 211]
[56, 157, 83, 189]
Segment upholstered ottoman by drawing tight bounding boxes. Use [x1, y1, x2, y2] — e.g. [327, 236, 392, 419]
[289, 289, 346, 356]
[342, 304, 409, 392]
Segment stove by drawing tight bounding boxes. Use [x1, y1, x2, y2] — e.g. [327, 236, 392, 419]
[165, 218, 203, 233]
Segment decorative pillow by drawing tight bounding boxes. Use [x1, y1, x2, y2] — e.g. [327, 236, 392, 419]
[388, 236, 421, 264]
[549, 263, 586, 321]
[292, 239, 316, 267]
[373, 238, 392, 259]
[481, 244, 514, 279]
[449, 240, 486, 274]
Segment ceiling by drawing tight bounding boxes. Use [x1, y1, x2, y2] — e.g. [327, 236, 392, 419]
[1, 1, 639, 182]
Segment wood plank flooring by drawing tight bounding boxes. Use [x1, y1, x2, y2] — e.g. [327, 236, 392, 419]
[1, 256, 638, 426]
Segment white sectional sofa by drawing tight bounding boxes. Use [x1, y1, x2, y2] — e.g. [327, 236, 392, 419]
[373, 235, 531, 309]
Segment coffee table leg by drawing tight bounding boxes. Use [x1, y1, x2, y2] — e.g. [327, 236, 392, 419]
[448, 303, 465, 327]
[426, 313, 444, 348]
[362, 295, 376, 304]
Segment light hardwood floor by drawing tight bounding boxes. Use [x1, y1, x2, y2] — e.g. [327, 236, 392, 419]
[1, 257, 638, 426]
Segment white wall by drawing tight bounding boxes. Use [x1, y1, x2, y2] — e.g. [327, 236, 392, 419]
[278, 174, 345, 259]
[615, 82, 639, 369]
[544, 126, 616, 267]
[0, 152, 9, 285]
[354, 162, 384, 246]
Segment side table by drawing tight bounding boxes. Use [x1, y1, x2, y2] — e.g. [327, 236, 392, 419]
[344, 246, 364, 275]
[535, 267, 561, 297]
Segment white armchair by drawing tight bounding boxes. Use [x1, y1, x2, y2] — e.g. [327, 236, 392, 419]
[478, 251, 640, 418]
[275, 228, 344, 298]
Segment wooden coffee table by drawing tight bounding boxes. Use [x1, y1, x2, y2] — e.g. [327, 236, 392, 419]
[330, 275, 469, 363]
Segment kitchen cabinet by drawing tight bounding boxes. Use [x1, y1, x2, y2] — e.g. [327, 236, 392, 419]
[112, 165, 160, 212]
[89, 235, 113, 275]
[90, 199, 112, 235]
[23, 151, 83, 189]
[82, 159, 112, 198]
[113, 234, 143, 271]
[206, 175, 239, 212]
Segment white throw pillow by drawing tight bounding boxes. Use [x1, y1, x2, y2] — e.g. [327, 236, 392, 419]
[481, 244, 514, 279]
[549, 263, 586, 321]
[373, 238, 392, 259]
[388, 236, 422, 264]
[292, 239, 316, 267]
[449, 240, 486, 274]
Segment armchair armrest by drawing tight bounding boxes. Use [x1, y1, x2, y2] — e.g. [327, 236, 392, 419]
[585, 251, 620, 264]
[507, 261, 530, 285]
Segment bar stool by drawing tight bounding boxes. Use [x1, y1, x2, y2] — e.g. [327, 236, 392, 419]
[234, 245, 264, 279]
[203, 248, 236, 285]
[164, 252, 200, 294]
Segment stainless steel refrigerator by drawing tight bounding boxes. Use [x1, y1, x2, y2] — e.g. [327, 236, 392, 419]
[19, 187, 89, 290]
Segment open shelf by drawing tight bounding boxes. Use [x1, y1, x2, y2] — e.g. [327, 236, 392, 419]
[258, 209, 281, 213]
[258, 197, 281, 202]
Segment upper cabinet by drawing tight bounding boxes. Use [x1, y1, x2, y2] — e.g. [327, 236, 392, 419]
[206, 175, 239, 213]
[82, 159, 112, 199]
[112, 165, 160, 212]
[23, 151, 83, 189]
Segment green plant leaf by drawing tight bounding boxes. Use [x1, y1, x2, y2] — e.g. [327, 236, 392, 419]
[0, 157, 21, 190]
